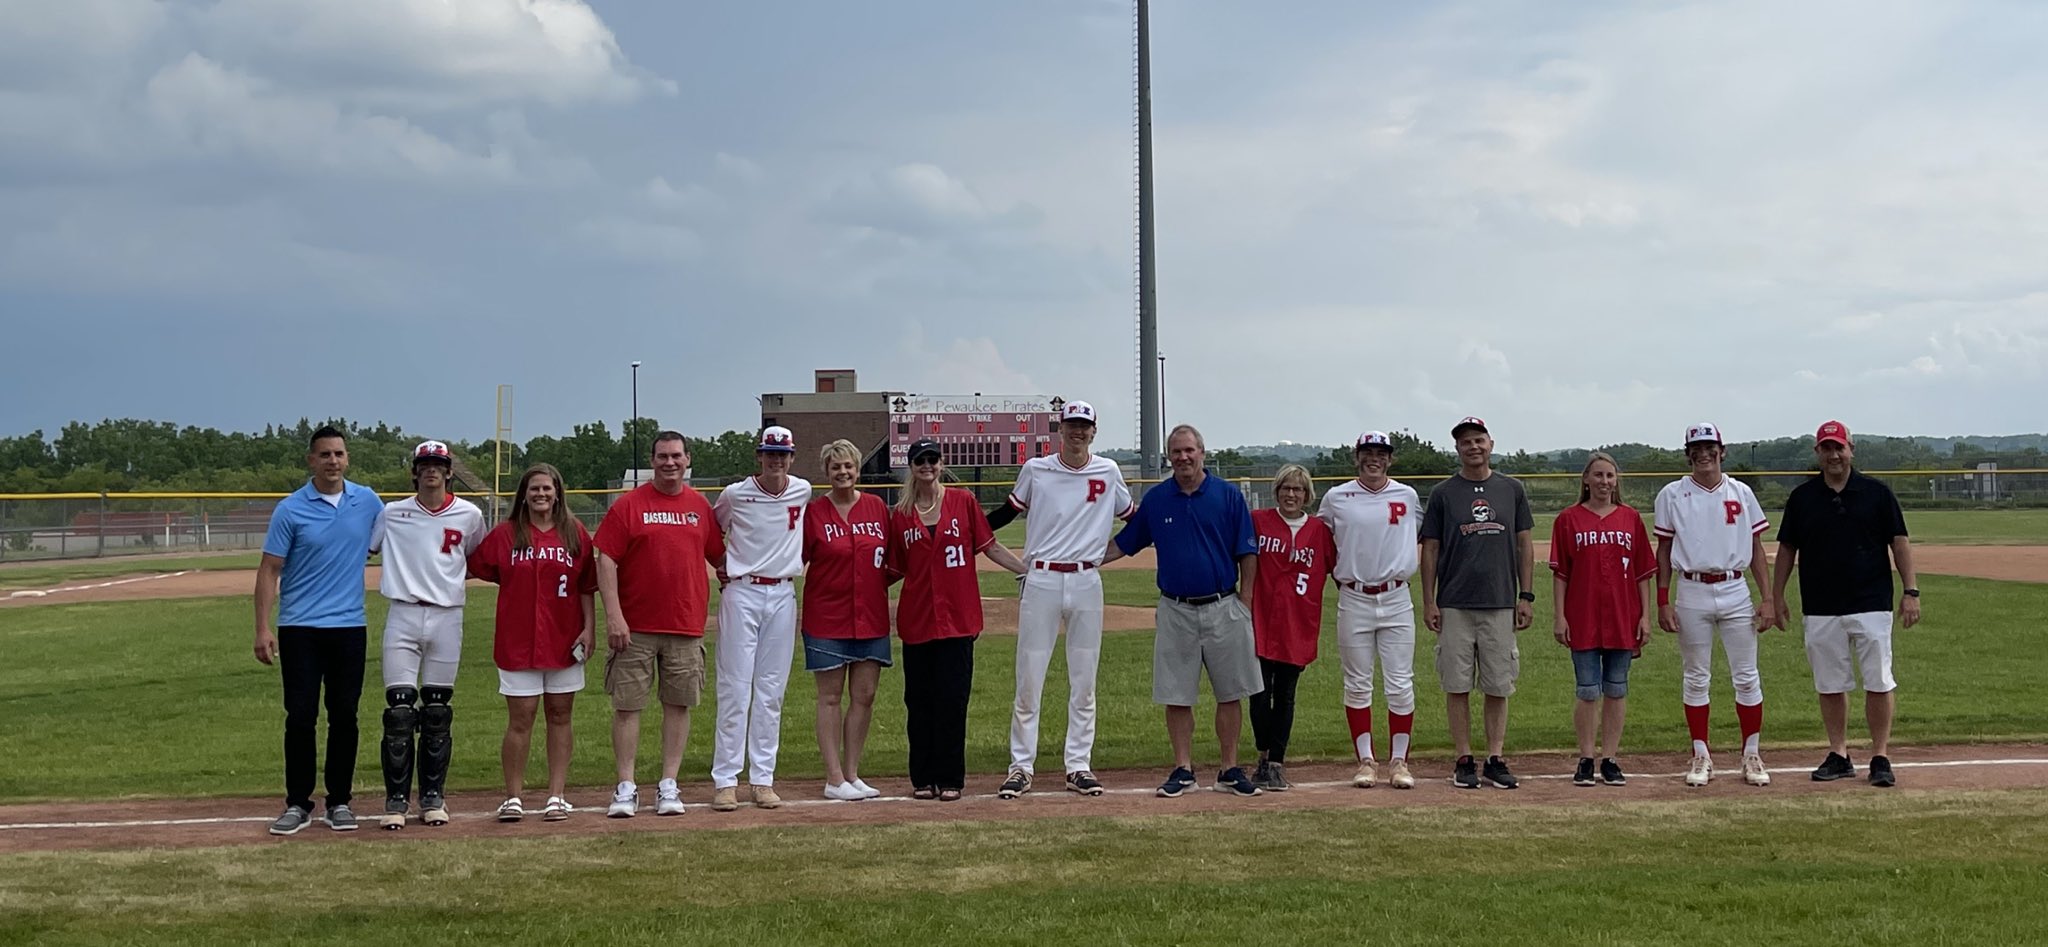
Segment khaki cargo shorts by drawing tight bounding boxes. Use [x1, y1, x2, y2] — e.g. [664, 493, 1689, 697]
[605, 632, 706, 711]
[1435, 607, 1519, 698]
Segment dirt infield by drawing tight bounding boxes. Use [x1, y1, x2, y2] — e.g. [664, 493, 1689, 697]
[4, 543, 2039, 610]
[1, 744, 2040, 854]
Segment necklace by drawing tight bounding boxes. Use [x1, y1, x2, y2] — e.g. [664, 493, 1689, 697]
[915, 492, 940, 517]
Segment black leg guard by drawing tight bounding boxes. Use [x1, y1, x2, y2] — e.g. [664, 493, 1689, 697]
[381, 687, 418, 819]
[418, 686, 454, 815]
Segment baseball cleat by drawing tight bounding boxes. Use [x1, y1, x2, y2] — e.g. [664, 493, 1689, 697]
[380, 811, 407, 831]
[998, 769, 1033, 799]
[1686, 754, 1714, 787]
[750, 785, 783, 809]
[1065, 771, 1105, 796]
[420, 806, 450, 827]
[1741, 754, 1771, 787]
[1389, 759, 1416, 789]
[1353, 759, 1378, 788]
[710, 786, 739, 812]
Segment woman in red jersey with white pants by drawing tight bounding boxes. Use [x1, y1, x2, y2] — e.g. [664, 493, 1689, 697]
[887, 438, 1027, 801]
[467, 463, 596, 822]
[801, 439, 896, 801]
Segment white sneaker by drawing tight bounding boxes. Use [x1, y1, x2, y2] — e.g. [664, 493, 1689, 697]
[1353, 759, 1378, 788]
[607, 780, 638, 818]
[1742, 754, 1772, 787]
[1686, 754, 1713, 788]
[824, 782, 865, 801]
[655, 778, 685, 816]
[851, 778, 882, 799]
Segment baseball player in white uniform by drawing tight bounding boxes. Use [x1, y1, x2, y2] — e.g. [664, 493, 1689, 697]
[1653, 422, 1776, 788]
[1317, 431, 1422, 790]
[369, 441, 484, 829]
[709, 426, 810, 811]
[987, 401, 1134, 798]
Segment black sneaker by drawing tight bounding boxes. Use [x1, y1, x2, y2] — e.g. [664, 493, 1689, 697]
[1483, 756, 1519, 790]
[1868, 755, 1895, 788]
[1599, 758, 1627, 786]
[1266, 762, 1292, 792]
[1452, 755, 1479, 789]
[1251, 759, 1272, 789]
[1213, 766, 1262, 797]
[1155, 766, 1197, 798]
[1065, 770, 1105, 796]
[1811, 752, 1856, 782]
[997, 769, 1032, 799]
[1572, 757, 1596, 787]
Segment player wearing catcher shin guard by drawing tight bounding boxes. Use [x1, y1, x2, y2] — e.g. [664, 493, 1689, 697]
[371, 441, 484, 828]
[1654, 423, 1775, 789]
[1320, 433, 1423, 790]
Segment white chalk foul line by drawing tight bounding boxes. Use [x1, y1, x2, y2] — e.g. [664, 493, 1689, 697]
[5, 757, 2045, 833]
[6, 571, 194, 599]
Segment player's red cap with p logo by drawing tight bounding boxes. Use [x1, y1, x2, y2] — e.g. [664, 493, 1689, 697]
[1684, 422, 1723, 446]
[1355, 431, 1393, 450]
[1815, 420, 1852, 448]
[757, 425, 796, 453]
[411, 440, 452, 464]
[1060, 401, 1097, 425]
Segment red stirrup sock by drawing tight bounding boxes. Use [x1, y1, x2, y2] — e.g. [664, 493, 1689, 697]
[1736, 700, 1763, 756]
[1346, 705, 1374, 761]
[1685, 702, 1711, 756]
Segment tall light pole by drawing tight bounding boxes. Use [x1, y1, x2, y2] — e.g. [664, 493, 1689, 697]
[1157, 353, 1167, 446]
[1135, 0, 1161, 480]
[630, 361, 641, 488]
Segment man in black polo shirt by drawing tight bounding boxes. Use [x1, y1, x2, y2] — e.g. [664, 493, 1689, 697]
[1769, 420, 1921, 787]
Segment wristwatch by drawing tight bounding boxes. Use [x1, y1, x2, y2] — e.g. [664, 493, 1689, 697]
[1903, 588, 1920, 598]
[1517, 591, 1536, 603]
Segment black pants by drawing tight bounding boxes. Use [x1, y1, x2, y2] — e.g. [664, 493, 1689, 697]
[1247, 658, 1304, 763]
[902, 636, 975, 790]
[279, 626, 367, 811]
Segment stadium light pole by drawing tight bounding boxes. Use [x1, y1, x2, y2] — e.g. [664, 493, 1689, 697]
[630, 361, 641, 488]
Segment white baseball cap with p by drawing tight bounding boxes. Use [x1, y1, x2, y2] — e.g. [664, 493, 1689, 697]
[1355, 431, 1394, 450]
[757, 425, 796, 453]
[411, 440, 452, 466]
[1684, 422, 1723, 446]
[1060, 401, 1097, 425]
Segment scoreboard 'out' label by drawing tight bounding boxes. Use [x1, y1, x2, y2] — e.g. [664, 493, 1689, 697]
[888, 394, 1059, 469]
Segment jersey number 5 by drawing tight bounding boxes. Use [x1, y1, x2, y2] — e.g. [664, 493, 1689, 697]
[1294, 573, 1308, 596]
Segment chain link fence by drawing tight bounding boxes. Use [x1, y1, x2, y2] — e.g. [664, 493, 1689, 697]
[3, 468, 2041, 563]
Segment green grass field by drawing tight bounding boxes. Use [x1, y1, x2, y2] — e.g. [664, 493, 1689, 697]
[3, 790, 2044, 945]
[1, 572, 2042, 801]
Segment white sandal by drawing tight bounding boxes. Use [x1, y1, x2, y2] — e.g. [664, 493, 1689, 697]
[542, 797, 572, 821]
[496, 797, 524, 822]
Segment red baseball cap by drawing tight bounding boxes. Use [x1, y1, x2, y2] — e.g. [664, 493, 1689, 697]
[1815, 420, 1852, 447]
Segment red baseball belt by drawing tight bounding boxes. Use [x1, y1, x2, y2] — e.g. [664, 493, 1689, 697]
[1339, 579, 1405, 595]
[748, 575, 792, 585]
[1681, 570, 1742, 583]
[1032, 560, 1098, 573]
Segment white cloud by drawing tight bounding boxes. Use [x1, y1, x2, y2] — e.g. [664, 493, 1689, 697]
[571, 216, 704, 265]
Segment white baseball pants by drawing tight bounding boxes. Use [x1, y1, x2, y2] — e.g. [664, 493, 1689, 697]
[711, 580, 797, 788]
[1336, 585, 1416, 715]
[1675, 577, 1763, 707]
[382, 602, 464, 689]
[1010, 568, 1104, 775]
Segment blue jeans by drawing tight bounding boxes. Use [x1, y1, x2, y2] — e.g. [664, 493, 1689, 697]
[1570, 648, 1633, 702]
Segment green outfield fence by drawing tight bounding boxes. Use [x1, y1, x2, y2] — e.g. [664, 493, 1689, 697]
[1, 468, 2041, 563]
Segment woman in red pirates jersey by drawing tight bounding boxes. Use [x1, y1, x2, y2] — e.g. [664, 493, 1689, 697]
[1247, 465, 1335, 791]
[887, 439, 1027, 801]
[467, 463, 596, 822]
[801, 439, 897, 801]
[1548, 452, 1654, 788]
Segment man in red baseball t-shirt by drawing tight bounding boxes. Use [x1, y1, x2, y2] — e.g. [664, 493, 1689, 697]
[593, 431, 724, 818]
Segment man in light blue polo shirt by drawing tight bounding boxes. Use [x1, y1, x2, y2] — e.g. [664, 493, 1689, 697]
[254, 424, 383, 835]
[1110, 423, 1263, 798]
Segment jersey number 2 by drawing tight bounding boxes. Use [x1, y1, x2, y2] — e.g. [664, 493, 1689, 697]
[556, 575, 569, 598]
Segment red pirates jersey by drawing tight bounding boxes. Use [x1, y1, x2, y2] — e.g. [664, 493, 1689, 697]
[801, 492, 893, 640]
[469, 521, 597, 671]
[1548, 503, 1656, 651]
[887, 488, 994, 645]
[1250, 508, 1336, 667]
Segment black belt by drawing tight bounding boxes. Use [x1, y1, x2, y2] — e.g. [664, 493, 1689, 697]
[1165, 590, 1235, 606]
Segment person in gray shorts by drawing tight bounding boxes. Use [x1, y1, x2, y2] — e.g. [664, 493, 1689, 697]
[1109, 425, 1264, 798]
[1420, 416, 1535, 790]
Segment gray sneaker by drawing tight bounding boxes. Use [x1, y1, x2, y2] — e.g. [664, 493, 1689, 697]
[269, 805, 312, 836]
[1265, 762, 1292, 792]
[325, 803, 359, 832]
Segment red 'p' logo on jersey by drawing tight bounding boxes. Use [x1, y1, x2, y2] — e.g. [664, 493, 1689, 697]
[441, 529, 463, 554]
[788, 507, 802, 530]
[1723, 500, 1742, 525]
[1388, 501, 1408, 525]
[1086, 479, 1107, 503]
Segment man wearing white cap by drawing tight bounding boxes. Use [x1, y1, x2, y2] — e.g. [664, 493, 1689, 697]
[709, 426, 811, 811]
[986, 400, 1135, 798]
[369, 441, 485, 829]
[1318, 431, 1423, 790]
[1654, 422, 1775, 788]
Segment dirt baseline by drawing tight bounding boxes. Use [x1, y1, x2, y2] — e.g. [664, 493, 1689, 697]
[1, 744, 2041, 855]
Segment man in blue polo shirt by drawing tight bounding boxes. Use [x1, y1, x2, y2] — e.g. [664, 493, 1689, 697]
[254, 424, 383, 835]
[1110, 424, 1263, 798]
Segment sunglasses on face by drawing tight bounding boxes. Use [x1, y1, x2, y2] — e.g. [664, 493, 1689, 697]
[912, 456, 941, 467]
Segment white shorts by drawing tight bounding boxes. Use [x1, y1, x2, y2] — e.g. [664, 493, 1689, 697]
[498, 664, 587, 697]
[1803, 612, 1896, 695]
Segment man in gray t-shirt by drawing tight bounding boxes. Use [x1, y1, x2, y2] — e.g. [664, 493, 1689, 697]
[1419, 416, 1535, 790]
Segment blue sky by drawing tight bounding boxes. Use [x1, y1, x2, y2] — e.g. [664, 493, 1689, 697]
[3, 0, 2044, 454]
